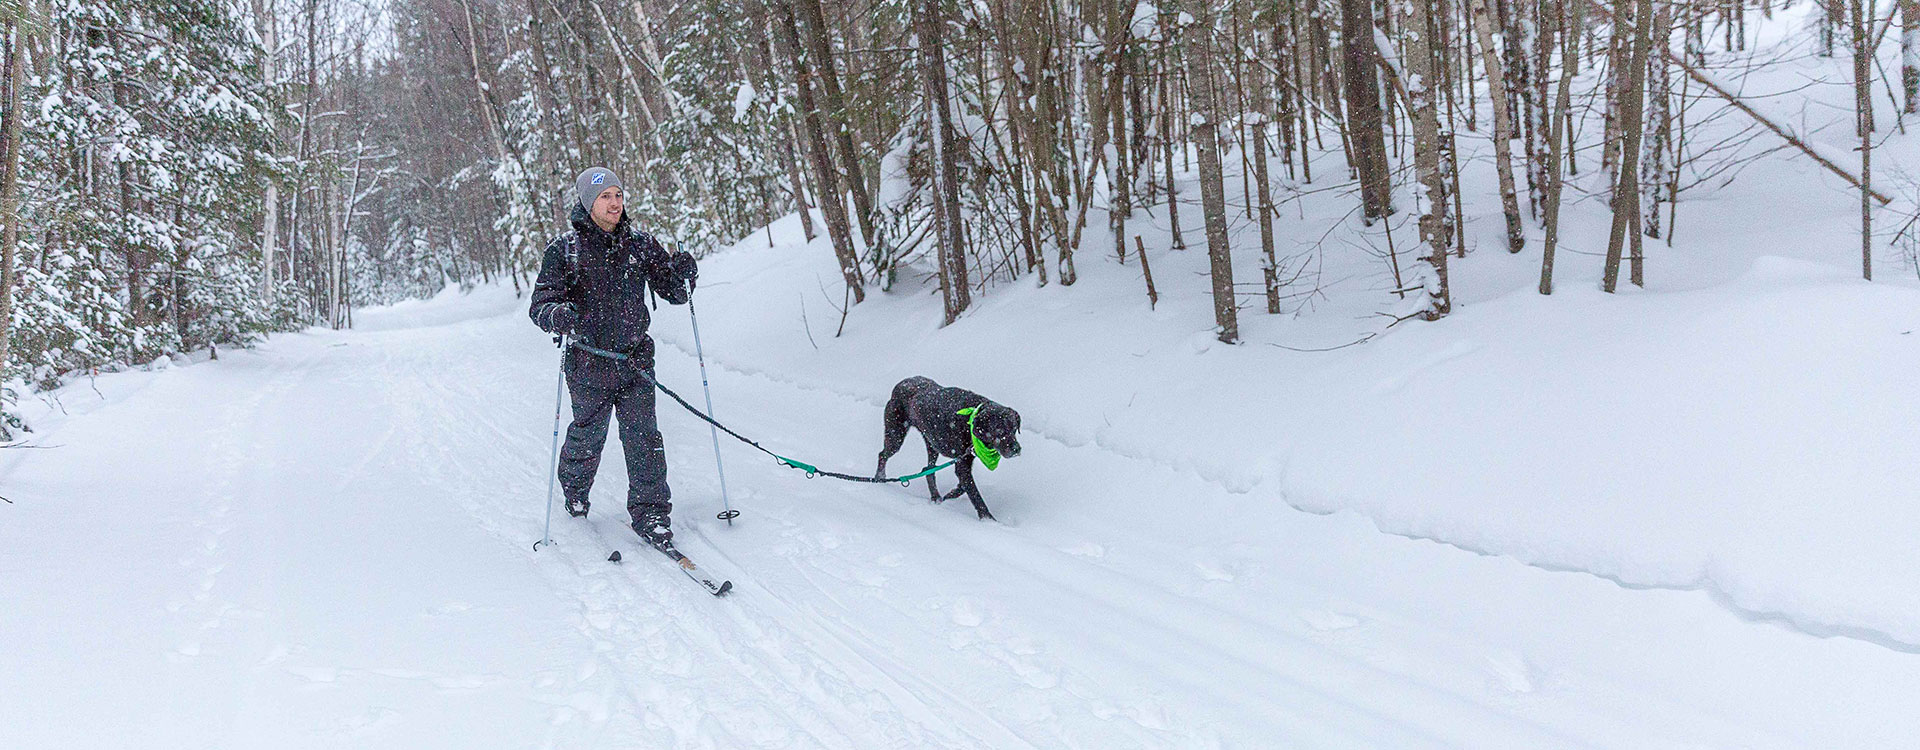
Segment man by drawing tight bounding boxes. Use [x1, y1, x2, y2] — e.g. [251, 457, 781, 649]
[530, 167, 699, 551]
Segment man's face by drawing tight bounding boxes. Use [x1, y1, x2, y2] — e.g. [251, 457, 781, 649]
[592, 186, 623, 227]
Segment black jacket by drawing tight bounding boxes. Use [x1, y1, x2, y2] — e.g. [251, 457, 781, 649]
[529, 203, 691, 363]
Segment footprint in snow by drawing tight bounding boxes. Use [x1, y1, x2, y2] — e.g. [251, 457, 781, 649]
[1193, 561, 1235, 582]
[339, 707, 402, 736]
[950, 599, 985, 628]
[429, 601, 474, 616]
[431, 674, 500, 691]
[1484, 652, 1538, 696]
[258, 644, 291, 667]
[1300, 609, 1362, 632]
[289, 665, 339, 683]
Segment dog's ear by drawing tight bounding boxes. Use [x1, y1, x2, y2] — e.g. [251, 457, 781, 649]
[979, 404, 1019, 440]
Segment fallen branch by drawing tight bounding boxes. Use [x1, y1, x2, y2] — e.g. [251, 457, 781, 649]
[1584, 0, 1892, 205]
[1133, 236, 1159, 309]
[1673, 60, 1891, 204]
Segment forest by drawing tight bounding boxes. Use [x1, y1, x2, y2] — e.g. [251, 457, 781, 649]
[0, 0, 1905, 437]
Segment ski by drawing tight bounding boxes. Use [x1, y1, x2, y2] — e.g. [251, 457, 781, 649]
[571, 520, 731, 596]
[656, 544, 732, 596]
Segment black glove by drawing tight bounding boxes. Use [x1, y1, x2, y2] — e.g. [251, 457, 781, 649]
[549, 302, 581, 334]
[670, 251, 698, 291]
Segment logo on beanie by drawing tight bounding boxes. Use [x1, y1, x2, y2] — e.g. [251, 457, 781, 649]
[592, 174, 606, 185]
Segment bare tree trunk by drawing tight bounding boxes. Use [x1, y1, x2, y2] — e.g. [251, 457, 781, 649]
[0, 18, 25, 377]
[1404, 0, 1454, 317]
[772, 0, 865, 303]
[794, 0, 878, 248]
[917, 0, 968, 324]
[1642, 0, 1672, 240]
[1822, 0, 1838, 56]
[1159, 30, 1186, 250]
[1603, 12, 1625, 177]
[1603, 0, 1651, 292]
[110, 31, 148, 326]
[1541, 0, 1580, 294]
[1027, 1, 1076, 285]
[1183, 0, 1239, 343]
[1108, 2, 1133, 269]
[1471, 0, 1525, 252]
[587, 0, 699, 205]
[1288, 0, 1314, 181]
[1252, 21, 1281, 313]
[1344, 0, 1394, 220]
[1905, 0, 1919, 112]
[1529, 0, 1554, 218]
[989, 0, 1045, 282]
[453, 0, 540, 270]
[255, 0, 279, 299]
[746, 2, 818, 242]
[1067, 0, 1126, 259]
[1273, 10, 1298, 178]
[1445, 131, 1466, 256]
[1858, 0, 1875, 279]
[781, 116, 817, 242]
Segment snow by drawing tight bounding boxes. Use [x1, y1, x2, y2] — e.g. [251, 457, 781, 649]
[9, 4, 1920, 747]
[10, 212, 1920, 748]
[1130, 1, 1160, 40]
[732, 81, 758, 123]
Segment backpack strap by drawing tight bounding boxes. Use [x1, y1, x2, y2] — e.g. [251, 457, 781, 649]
[562, 231, 581, 283]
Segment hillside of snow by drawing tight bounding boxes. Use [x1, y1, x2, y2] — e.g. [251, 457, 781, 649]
[8, 6, 1920, 746]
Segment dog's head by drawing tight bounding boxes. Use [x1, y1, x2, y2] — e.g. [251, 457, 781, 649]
[972, 402, 1022, 459]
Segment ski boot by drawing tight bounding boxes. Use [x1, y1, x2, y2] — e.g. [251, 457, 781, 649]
[565, 491, 589, 518]
[633, 510, 675, 553]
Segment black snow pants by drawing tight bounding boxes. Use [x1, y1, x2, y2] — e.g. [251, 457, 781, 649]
[558, 344, 671, 528]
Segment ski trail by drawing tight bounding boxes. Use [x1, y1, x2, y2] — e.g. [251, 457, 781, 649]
[651, 331, 1920, 657]
[371, 320, 1051, 748]
[16, 305, 1915, 748]
[633, 338, 1587, 747]
[360, 322, 1574, 744]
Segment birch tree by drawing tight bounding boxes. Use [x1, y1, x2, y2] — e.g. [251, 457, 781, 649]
[1470, 0, 1524, 252]
[1182, 1, 1239, 342]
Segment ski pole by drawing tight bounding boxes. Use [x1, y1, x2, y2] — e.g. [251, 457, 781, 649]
[536, 336, 567, 551]
[688, 295, 737, 525]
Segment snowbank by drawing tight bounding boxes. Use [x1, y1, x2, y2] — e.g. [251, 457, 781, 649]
[656, 211, 1920, 650]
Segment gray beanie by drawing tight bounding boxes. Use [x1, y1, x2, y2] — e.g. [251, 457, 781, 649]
[575, 167, 623, 211]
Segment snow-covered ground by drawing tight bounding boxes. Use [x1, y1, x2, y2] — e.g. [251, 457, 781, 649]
[5, 237, 1920, 747]
[10, 8, 1920, 745]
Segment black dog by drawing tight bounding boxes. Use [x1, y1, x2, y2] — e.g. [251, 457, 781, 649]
[876, 376, 1022, 520]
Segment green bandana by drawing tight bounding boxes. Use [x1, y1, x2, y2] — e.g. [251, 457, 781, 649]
[956, 406, 1001, 471]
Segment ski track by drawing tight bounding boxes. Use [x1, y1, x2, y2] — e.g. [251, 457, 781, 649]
[377, 322, 1057, 748]
[652, 331, 1920, 658]
[637, 335, 1592, 748]
[12, 307, 1918, 748]
[370, 320, 1462, 747]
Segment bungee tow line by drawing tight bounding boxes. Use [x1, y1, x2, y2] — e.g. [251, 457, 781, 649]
[562, 337, 956, 497]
